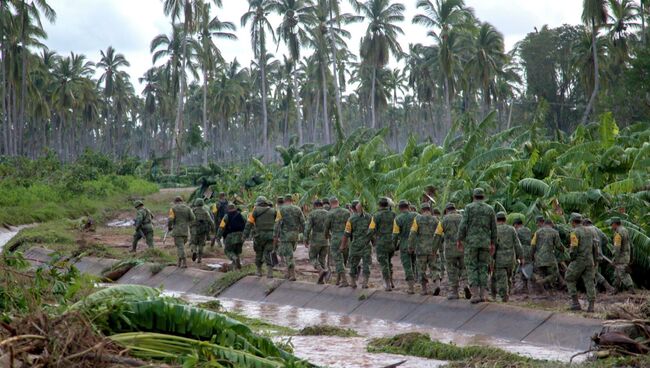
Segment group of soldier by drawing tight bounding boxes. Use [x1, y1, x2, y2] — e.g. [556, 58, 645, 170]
[132, 187, 636, 312]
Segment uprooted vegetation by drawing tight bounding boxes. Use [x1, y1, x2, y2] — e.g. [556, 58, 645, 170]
[299, 325, 360, 337]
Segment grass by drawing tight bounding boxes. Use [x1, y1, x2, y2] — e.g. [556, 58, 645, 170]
[224, 311, 297, 336]
[299, 325, 359, 337]
[209, 264, 258, 295]
[5, 220, 76, 253]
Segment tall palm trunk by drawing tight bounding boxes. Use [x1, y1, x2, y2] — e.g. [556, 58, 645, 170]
[202, 71, 209, 165]
[444, 77, 452, 130]
[581, 20, 599, 125]
[643, 2, 647, 46]
[370, 66, 376, 129]
[328, 4, 345, 139]
[292, 69, 303, 145]
[259, 52, 269, 160]
[171, 34, 188, 174]
[320, 61, 331, 144]
[1, 50, 8, 155]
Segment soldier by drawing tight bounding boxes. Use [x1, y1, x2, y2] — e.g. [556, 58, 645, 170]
[566, 213, 596, 312]
[244, 196, 277, 277]
[409, 203, 441, 295]
[168, 196, 196, 268]
[531, 219, 564, 291]
[217, 203, 246, 270]
[610, 217, 635, 292]
[322, 198, 331, 211]
[274, 195, 305, 281]
[340, 200, 372, 289]
[458, 188, 497, 304]
[211, 192, 229, 232]
[535, 215, 545, 229]
[393, 200, 418, 294]
[324, 196, 351, 287]
[132, 200, 154, 252]
[584, 218, 616, 294]
[493, 212, 524, 302]
[305, 199, 330, 284]
[190, 198, 214, 263]
[513, 218, 533, 293]
[432, 208, 446, 286]
[369, 198, 397, 291]
[435, 202, 468, 300]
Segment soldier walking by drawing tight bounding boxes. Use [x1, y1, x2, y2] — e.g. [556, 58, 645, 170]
[610, 217, 635, 292]
[369, 198, 397, 291]
[244, 196, 277, 277]
[435, 203, 467, 300]
[190, 198, 214, 263]
[458, 188, 498, 304]
[566, 213, 596, 312]
[341, 200, 372, 289]
[409, 203, 441, 295]
[217, 203, 246, 270]
[305, 199, 330, 284]
[168, 196, 195, 268]
[324, 197, 351, 287]
[274, 195, 305, 281]
[531, 219, 565, 291]
[493, 212, 524, 302]
[393, 200, 418, 294]
[513, 218, 533, 293]
[131, 200, 154, 252]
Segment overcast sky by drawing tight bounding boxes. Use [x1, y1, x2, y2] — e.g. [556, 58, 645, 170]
[43, 0, 583, 93]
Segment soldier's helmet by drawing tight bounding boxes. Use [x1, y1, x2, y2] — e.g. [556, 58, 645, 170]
[227, 202, 236, 210]
[610, 217, 622, 225]
[174, 196, 183, 203]
[582, 217, 593, 225]
[195, 198, 205, 206]
[496, 211, 507, 220]
[351, 199, 360, 208]
[133, 200, 144, 208]
[284, 194, 293, 201]
[378, 197, 389, 207]
[535, 215, 545, 223]
[421, 202, 431, 210]
[570, 213, 583, 222]
[445, 202, 456, 211]
[398, 200, 410, 208]
[329, 196, 339, 203]
[473, 188, 485, 197]
[255, 196, 268, 206]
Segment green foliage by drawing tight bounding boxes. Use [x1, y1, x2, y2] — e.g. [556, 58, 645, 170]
[209, 264, 257, 295]
[299, 325, 359, 337]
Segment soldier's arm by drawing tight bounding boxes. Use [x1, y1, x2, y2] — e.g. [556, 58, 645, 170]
[243, 211, 255, 239]
[489, 210, 498, 245]
[340, 220, 352, 250]
[531, 232, 537, 259]
[407, 218, 419, 252]
[458, 210, 468, 242]
[167, 208, 175, 231]
[189, 208, 196, 222]
[273, 210, 282, 239]
[513, 228, 523, 260]
[433, 221, 444, 248]
[298, 208, 306, 233]
[392, 219, 401, 248]
[216, 217, 226, 239]
[368, 216, 377, 240]
[304, 213, 313, 244]
[134, 211, 143, 229]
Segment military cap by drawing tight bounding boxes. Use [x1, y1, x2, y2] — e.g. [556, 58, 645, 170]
[496, 211, 507, 220]
[313, 199, 323, 206]
[329, 196, 339, 202]
[535, 215, 545, 223]
[513, 218, 523, 225]
[473, 188, 485, 197]
[227, 202, 236, 210]
[610, 217, 622, 224]
[174, 196, 183, 203]
[219, 192, 226, 197]
[378, 197, 389, 207]
[351, 199, 360, 208]
[445, 202, 456, 210]
[398, 200, 410, 208]
[583, 217, 593, 225]
[195, 198, 204, 206]
[255, 196, 268, 206]
[322, 198, 330, 204]
[133, 200, 144, 208]
[284, 194, 294, 201]
[421, 202, 431, 210]
[276, 196, 285, 203]
[570, 213, 583, 222]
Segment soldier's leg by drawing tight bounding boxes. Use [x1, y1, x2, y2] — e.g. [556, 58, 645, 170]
[416, 256, 428, 283]
[615, 264, 634, 291]
[343, 247, 350, 267]
[196, 232, 207, 261]
[565, 262, 583, 299]
[331, 243, 345, 275]
[131, 231, 143, 251]
[348, 249, 361, 279]
[361, 246, 372, 278]
[495, 267, 507, 299]
[279, 241, 295, 269]
[477, 248, 491, 289]
[309, 244, 321, 270]
[318, 245, 328, 270]
[400, 250, 414, 282]
[465, 247, 479, 288]
[446, 255, 459, 291]
[174, 236, 187, 267]
[582, 265, 596, 304]
[145, 229, 154, 248]
[377, 251, 390, 280]
[430, 253, 440, 282]
[253, 240, 264, 268]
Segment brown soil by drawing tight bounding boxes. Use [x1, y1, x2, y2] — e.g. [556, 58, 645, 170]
[84, 188, 646, 318]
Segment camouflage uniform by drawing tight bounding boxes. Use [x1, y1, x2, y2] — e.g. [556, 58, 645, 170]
[274, 200, 305, 280]
[458, 189, 497, 302]
[132, 201, 154, 251]
[531, 225, 564, 288]
[493, 215, 523, 301]
[369, 204, 397, 291]
[566, 214, 596, 311]
[393, 204, 418, 288]
[435, 205, 464, 299]
[243, 197, 277, 277]
[612, 220, 634, 291]
[409, 205, 441, 295]
[344, 210, 372, 287]
[168, 198, 196, 268]
[591, 225, 614, 291]
[514, 224, 533, 292]
[217, 207, 246, 269]
[305, 206, 330, 281]
[324, 203, 351, 285]
[190, 198, 214, 263]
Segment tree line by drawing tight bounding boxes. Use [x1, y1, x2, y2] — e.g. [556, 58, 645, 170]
[1, 0, 649, 171]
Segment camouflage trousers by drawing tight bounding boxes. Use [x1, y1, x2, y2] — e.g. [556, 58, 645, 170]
[416, 254, 439, 283]
[614, 264, 634, 290]
[566, 260, 595, 302]
[309, 243, 328, 270]
[400, 250, 416, 281]
[534, 263, 559, 288]
[190, 231, 209, 259]
[225, 242, 243, 263]
[492, 265, 515, 299]
[253, 238, 274, 268]
[445, 252, 465, 291]
[465, 247, 491, 288]
[132, 228, 154, 251]
[173, 236, 187, 259]
[436, 248, 446, 281]
[278, 241, 297, 269]
[348, 244, 371, 278]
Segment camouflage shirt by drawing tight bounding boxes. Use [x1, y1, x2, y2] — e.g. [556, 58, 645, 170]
[613, 225, 631, 265]
[435, 212, 462, 258]
[304, 208, 329, 246]
[168, 203, 196, 237]
[408, 213, 440, 255]
[369, 208, 396, 251]
[243, 205, 276, 241]
[495, 223, 523, 267]
[135, 207, 154, 231]
[532, 226, 564, 267]
[569, 225, 595, 264]
[458, 200, 497, 249]
[516, 226, 533, 262]
[392, 211, 417, 250]
[324, 207, 351, 246]
[192, 205, 215, 234]
[344, 212, 372, 249]
[274, 204, 305, 242]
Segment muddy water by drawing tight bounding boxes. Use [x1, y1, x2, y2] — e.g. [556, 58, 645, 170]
[106, 219, 134, 228]
[161, 291, 584, 366]
[0, 225, 34, 251]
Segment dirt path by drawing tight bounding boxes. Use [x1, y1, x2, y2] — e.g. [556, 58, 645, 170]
[90, 188, 647, 318]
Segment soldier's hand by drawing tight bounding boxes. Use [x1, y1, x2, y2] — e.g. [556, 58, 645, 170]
[456, 240, 463, 252]
[489, 242, 495, 256]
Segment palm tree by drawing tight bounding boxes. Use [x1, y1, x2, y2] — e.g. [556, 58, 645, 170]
[466, 22, 505, 118]
[606, 0, 640, 64]
[357, 0, 405, 129]
[581, 0, 608, 125]
[97, 46, 130, 155]
[412, 0, 473, 130]
[241, 0, 275, 159]
[195, 1, 236, 165]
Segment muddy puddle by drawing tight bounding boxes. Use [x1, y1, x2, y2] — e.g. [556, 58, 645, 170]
[106, 219, 134, 228]
[160, 290, 584, 366]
